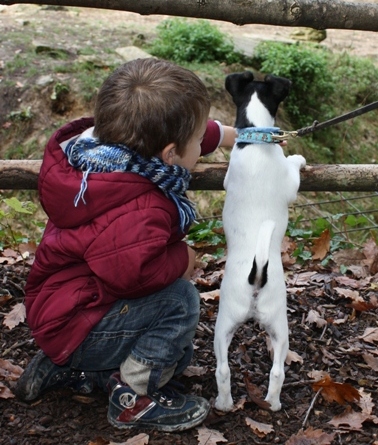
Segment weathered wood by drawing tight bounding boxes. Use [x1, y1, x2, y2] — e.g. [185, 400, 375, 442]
[1, 0, 378, 31]
[1, 160, 377, 191]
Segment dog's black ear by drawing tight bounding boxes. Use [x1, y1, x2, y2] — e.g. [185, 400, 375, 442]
[264, 74, 292, 102]
[225, 71, 254, 104]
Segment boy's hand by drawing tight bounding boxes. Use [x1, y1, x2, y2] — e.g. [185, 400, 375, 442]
[182, 246, 196, 281]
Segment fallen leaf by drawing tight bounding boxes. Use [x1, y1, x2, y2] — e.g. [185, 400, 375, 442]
[359, 327, 378, 344]
[182, 366, 207, 377]
[328, 405, 371, 431]
[2, 302, 26, 329]
[0, 358, 23, 381]
[311, 229, 330, 260]
[108, 433, 150, 445]
[0, 382, 15, 399]
[312, 374, 360, 405]
[332, 249, 365, 267]
[357, 388, 375, 415]
[245, 417, 274, 437]
[0, 293, 12, 308]
[362, 238, 378, 274]
[362, 353, 378, 371]
[286, 427, 335, 444]
[199, 289, 220, 301]
[306, 309, 327, 328]
[285, 349, 304, 365]
[196, 426, 228, 444]
[243, 373, 271, 410]
[308, 370, 329, 381]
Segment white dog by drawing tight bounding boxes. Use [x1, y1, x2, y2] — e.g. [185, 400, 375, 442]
[214, 71, 306, 412]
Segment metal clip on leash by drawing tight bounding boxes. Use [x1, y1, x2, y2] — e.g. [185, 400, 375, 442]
[271, 130, 298, 142]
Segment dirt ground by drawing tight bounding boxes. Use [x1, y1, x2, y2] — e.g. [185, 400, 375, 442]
[0, 4, 378, 445]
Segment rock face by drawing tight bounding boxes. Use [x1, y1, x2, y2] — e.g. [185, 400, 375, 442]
[115, 46, 154, 62]
[290, 27, 327, 43]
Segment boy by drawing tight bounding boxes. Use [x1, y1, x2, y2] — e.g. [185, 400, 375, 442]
[15, 58, 236, 432]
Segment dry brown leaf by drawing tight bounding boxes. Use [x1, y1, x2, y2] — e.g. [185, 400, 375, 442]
[196, 426, 227, 445]
[334, 287, 362, 302]
[88, 437, 109, 445]
[312, 374, 360, 405]
[0, 381, 15, 399]
[306, 309, 327, 328]
[332, 249, 365, 267]
[328, 405, 371, 431]
[243, 373, 271, 410]
[182, 366, 206, 377]
[286, 271, 317, 286]
[108, 433, 149, 445]
[359, 327, 378, 344]
[286, 427, 336, 445]
[362, 353, 378, 371]
[308, 370, 329, 381]
[285, 349, 303, 365]
[199, 289, 220, 302]
[0, 358, 23, 381]
[0, 293, 12, 308]
[245, 417, 274, 437]
[3, 302, 26, 329]
[362, 238, 378, 274]
[311, 229, 330, 260]
[357, 388, 375, 415]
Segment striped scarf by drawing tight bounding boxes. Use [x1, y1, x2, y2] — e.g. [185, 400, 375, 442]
[64, 136, 196, 232]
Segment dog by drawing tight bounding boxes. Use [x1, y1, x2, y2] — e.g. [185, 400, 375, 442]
[214, 71, 306, 412]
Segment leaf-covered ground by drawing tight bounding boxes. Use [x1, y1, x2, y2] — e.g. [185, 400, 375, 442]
[1, 237, 378, 445]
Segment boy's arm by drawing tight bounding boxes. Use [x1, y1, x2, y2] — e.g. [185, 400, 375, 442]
[200, 120, 236, 156]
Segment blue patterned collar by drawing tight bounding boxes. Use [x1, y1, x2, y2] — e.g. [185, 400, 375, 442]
[236, 127, 281, 144]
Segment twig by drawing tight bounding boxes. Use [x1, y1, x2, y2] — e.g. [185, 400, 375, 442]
[319, 324, 328, 340]
[302, 388, 321, 427]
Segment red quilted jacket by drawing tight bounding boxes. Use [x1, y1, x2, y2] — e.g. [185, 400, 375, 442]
[25, 117, 221, 365]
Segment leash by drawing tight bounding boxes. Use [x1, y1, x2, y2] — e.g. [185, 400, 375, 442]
[259, 100, 378, 143]
[236, 100, 378, 144]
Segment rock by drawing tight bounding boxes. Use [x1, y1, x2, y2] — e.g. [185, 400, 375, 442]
[290, 27, 327, 43]
[115, 46, 154, 62]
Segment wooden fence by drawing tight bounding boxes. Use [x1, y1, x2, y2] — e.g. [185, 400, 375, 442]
[1, 0, 377, 192]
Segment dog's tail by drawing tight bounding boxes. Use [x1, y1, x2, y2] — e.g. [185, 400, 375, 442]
[248, 219, 276, 295]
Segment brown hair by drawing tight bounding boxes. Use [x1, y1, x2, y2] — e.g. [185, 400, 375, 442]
[93, 58, 211, 158]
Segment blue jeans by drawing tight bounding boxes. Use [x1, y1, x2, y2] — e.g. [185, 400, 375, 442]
[69, 278, 200, 392]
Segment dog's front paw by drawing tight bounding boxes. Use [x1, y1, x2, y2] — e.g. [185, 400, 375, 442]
[288, 154, 306, 169]
[215, 394, 234, 412]
[265, 396, 282, 412]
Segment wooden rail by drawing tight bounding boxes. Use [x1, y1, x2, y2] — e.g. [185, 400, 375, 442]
[0, 161, 377, 191]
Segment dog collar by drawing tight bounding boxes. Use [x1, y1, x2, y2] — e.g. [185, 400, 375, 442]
[236, 127, 281, 144]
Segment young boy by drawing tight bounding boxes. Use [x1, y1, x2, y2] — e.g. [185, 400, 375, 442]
[15, 58, 236, 432]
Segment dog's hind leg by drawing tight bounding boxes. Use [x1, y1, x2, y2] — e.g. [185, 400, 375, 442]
[264, 310, 289, 411]
[214, 310, 239, 412]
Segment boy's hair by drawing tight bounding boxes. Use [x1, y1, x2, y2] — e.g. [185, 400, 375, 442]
[94, 58, 211, 158]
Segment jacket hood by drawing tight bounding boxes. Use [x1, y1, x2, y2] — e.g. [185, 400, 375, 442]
[39, 117, 157, 229]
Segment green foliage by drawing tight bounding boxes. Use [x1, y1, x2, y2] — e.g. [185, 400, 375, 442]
[8, 106, 33, 122]
[253, 42, 378, 164]
[149, 18, 245, 64]
[253, 42, 334, 128]
[51, 82, 70, 101]
[0, 197, 39, 254]
[187, 220, 225, 258]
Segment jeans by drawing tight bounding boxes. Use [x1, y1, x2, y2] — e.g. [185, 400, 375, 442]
[69, 278, 200, 392]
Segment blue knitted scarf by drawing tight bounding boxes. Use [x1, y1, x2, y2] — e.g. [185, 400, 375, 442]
[64, 136, 196, 232]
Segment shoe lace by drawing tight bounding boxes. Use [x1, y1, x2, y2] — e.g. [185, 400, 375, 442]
[154, 380, 185, 406]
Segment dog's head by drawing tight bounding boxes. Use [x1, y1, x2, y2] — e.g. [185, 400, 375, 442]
[225, 71, 291, 128]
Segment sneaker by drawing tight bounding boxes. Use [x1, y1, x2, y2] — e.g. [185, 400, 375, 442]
[15, 350, 94, 402]
[107, 373, 210, 432]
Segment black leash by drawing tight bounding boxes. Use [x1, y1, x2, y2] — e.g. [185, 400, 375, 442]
[272, 100, 378, 141]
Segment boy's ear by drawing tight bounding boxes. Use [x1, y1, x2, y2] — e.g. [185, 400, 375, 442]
[160, 143, 176, 165]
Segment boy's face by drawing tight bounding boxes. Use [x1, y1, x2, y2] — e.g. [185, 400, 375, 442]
[174, 118, 208, 171]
